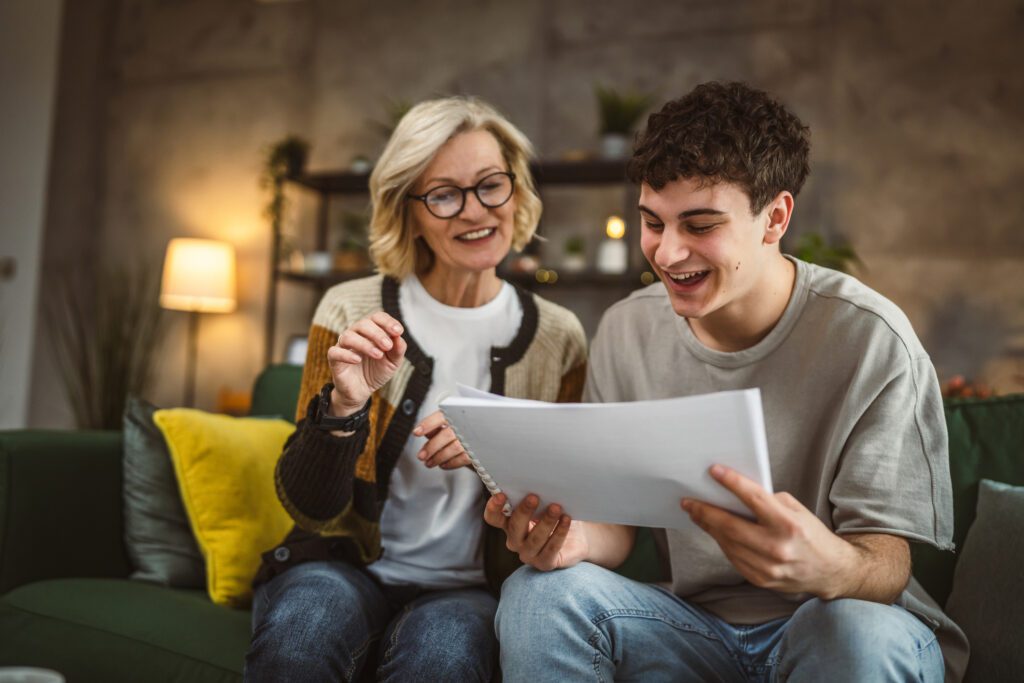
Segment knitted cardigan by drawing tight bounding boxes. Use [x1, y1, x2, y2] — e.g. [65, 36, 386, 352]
[254, 275, 588, 591]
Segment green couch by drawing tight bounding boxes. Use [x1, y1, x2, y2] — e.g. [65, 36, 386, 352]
[0, 365, 1021, 682]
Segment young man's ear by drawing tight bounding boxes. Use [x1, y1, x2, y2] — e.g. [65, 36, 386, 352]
[762, 191, 794, 246]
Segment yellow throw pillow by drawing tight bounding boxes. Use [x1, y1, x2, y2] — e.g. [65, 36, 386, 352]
[153, 409, 295, 607]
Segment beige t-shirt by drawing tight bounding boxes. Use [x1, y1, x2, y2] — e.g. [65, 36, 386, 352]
[584, 256, 967, 681]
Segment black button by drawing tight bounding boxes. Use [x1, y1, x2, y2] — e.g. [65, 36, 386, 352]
[419, 364, 430, 376]
[401, 399, 415, 415]
[273, 546, 291, 562]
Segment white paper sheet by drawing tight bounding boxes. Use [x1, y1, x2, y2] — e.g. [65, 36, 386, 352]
[440, 385, 772, 529]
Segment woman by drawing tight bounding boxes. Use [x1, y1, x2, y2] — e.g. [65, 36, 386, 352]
[245, 96, 588, 682]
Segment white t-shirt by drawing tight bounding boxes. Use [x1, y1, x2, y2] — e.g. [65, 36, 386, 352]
[367, 274, 522, 588]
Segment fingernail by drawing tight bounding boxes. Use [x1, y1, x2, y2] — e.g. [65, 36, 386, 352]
[440, 423, 448, 430]
[547, 505, 561, 518]
[681, 499, 692, 511]
[416, 450, 426, 460]
[709, 464, 725, 478]
[494, 493, 506, 503]
[372, 349, 383, 358]
[413, 427, 422, 435]
[381, 338, 392, 349]
[525, 495, 538, 508]
[391, 324, 402, 333]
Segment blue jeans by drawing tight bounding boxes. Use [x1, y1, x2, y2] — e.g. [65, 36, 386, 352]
[495, 563, 944, 682]
[244, 560, 497, 682]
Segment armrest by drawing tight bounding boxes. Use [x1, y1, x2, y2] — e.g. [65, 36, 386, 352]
[0, 430, 131, 593]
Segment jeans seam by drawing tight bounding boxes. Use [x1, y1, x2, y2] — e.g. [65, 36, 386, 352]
[591, 608, 721, 641]
[346, 633, 376, 682]
[381, 602, 415, 668]
[587, 631, 608, 683]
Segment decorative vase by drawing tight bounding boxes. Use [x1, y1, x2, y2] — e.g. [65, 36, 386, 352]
[600, 133, 630, 159]
[562, 253, 587, 273]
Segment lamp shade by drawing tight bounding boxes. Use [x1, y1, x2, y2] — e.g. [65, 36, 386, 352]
[160, 238, 237, 313]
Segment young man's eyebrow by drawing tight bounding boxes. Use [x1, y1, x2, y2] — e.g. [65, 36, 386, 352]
[637, 205, 726, 219]
[679, 208, 726, 219]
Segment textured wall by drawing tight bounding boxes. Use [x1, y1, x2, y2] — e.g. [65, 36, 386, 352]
[33, 0, 1024, 421]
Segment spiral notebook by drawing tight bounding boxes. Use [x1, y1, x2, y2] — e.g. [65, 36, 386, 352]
[439, 385, 772, 529]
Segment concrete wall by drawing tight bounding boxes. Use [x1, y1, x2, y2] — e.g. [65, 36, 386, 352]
[29, 0, 1024, 422]
[0, 0, 63, 429]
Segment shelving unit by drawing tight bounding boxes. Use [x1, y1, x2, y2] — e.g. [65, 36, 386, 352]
[265, 159, 648, 362]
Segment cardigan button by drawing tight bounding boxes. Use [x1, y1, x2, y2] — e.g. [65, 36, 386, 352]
[273, 546, 291, 562]
[401, 399, 415, 415]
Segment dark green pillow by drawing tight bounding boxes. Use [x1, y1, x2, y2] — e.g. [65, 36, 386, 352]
[122, 397, 204, 587]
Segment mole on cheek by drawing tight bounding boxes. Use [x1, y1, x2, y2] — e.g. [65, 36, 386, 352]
[735, 261, 741, 270]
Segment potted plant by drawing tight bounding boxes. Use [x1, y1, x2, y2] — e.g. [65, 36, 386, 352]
[371, 98, 414, 141]
[334, 210, 370, 272]
[261, 135, 310, 235]
[46, 261, 166, 429]
[790, 232, 862, 274]
[595, 85, 656, 159]
[562, 235, 587, 272]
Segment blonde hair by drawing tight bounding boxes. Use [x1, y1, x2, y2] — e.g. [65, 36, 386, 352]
[368, 96, 542, 279]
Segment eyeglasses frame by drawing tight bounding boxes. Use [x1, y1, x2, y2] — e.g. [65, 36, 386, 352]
[406, 171, 517, 219]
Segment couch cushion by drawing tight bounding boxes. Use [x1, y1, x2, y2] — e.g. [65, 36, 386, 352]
[910, 394, 1024, 607]
[153, 410, 295, 607]
[249, 364, 303, 423]
[0, 579, 248, 682]
[123, 397, 205, 588]
[945, 479, 1024, 683]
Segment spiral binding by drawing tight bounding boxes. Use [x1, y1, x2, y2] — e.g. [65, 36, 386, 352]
[442, 409, 513, 517]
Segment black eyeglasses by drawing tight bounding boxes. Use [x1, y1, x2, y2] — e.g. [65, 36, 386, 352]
[407, 171, 516, 219]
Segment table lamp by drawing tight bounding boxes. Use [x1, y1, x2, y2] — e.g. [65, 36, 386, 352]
[160, 238, 237, 407]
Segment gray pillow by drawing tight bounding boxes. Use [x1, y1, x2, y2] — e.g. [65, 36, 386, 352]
[945, 479, 1024, 683]
[122, 396, 205, 587]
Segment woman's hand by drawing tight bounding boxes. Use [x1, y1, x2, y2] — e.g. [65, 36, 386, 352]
[326, 312, 407, 415]
[413, 411, 469, 469]
[484, 493, 590, 571]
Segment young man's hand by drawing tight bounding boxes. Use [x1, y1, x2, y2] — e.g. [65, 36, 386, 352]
[484, 493, 589, 571]
[682, 465, 908, 602]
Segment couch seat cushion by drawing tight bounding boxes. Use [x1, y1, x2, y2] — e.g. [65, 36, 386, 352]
[0, 579, 249, 683]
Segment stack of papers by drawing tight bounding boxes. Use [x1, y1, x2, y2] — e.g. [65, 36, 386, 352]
[439, 385, 772, 529]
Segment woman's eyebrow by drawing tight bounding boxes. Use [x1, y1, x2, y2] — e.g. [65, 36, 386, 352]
[423, 165, 503, 186]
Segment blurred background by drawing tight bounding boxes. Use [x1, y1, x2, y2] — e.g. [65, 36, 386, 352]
[2, 0, 1022, 429]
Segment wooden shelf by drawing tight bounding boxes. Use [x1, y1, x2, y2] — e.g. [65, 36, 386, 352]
[287, 159, 629, 195]
[279, 268, 376, 287]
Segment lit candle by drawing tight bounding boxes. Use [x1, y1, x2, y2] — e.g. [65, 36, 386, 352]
[597, 216, 628, 273]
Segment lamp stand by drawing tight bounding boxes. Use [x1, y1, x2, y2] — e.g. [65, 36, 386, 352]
[184, 310, 200, 407]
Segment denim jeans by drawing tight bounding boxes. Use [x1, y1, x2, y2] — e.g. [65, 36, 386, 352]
[495, 562, 944, 683]
[244, 560, 497, 682]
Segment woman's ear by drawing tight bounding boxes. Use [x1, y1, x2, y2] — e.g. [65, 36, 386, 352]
[762, 191, 794, 246]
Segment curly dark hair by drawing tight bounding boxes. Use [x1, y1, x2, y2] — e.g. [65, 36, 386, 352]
[626, 81, 810, 214]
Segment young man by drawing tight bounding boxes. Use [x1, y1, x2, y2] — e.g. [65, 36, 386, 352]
[487, 82, 967, 682]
